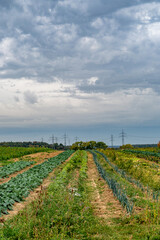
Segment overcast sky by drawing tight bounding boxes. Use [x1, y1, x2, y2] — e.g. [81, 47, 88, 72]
[0, 0, 160, 145]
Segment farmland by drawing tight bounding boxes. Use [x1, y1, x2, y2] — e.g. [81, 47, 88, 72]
[0, 146, 51, 166]
[0, 146, 160, 239]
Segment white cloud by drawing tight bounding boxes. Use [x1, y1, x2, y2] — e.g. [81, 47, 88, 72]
[115, 2, 160, 23]
[0, 0, 160, 132]
[91, 18, 103, 28]
[0, 76, 160, 127]
[147, 22, 160, 42]
[78, 37, 100, 52]
[88, 77, 98, 85]
[0, 38, 16, 67]
[24, 91, 38, 104]
[57, 0, 88, 14]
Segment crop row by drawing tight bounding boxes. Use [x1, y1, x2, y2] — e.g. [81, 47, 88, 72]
[90, 150, 133, 214]
[123, 149, 160, 163]
[54, 150, 86, 186]
[79, 151, 88, 180]
[102, 149, 160, 190]
[0, 160, 35, 179]
[0, 150, 74, 216]
[0, 146, 49, 162]
[78, 151, 88, 192]
[48, 150, 88, 199]
[96, 150, 145, 190]
[5, 150, 92, 240]
[97, 150, 160, 201]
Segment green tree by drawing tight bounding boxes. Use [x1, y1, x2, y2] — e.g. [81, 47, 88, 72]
[95, 141, 108, 149]
[120, 144, 134, 149]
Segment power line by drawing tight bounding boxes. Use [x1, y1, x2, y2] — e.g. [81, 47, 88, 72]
[49, 134, 55, 145]
[110, 135, 114, 147]
[119, 129, 127, 146]
[55, 137, 58, 144]
[127, 135, 160, 139]
[63, 133, 67, 146]
[75, 136, 79, 142]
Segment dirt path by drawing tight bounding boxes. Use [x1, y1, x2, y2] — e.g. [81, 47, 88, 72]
[0, 151, 63, 184]
[0, 152, 74, 222]
[87, 153, 126, 223]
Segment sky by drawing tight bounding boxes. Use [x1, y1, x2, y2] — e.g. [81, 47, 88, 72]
[0, 0, 160, 145]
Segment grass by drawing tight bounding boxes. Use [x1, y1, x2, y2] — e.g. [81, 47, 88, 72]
[0, 151, 99, 239]
[0, 147, 56, 167]
[103, 149, 160, 191]
[0, 150, 160, 239]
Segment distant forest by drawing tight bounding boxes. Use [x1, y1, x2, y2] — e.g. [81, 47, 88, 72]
[0, 141, 66, 150]
[132, 144, 157, 148]
[0, 141, 157, 149]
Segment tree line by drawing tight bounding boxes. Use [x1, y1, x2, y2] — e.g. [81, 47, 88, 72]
[70, 141, 108, 150]
[0, 141, 65, 150]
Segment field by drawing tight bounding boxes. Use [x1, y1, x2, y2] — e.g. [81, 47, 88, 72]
[0, 146, 52, 166]
[0, 147, 160, 239]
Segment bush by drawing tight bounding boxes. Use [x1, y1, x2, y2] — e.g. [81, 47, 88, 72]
[120, 144, 134, 149]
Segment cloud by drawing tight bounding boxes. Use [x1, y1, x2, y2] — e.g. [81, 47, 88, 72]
[14, 96, 19, 102]
[88, 77, 98, 85]
[0, 0, 160, 132]
[24, 91, 38, 104]
[0, 37, 17, 67]
[0, 77, 160, 128]
[0, 0, 159, 93]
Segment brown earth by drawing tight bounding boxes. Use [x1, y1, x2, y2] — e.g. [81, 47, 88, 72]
[87, 153, 126, 223]
[93, 154, 145, 214]
[0, 152, 74, 222]
[0, 151, 63, 184]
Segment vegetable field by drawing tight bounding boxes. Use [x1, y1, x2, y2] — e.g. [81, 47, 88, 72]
[0, 147, 159, 239]
[0, 150, 73, 216]
[0, 146, 49, 164]
[0, 161, 35, 179]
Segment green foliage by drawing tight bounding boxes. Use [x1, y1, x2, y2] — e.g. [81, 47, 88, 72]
[78, 151, 88, 192]
[102, 149, 160, 198]
[0, 150, 74, 217]
[95, 141, 108, 149]
[123, 149, 160, 163]
[0, 150, 160, 239]
[157, 141, 160, 148]
[0, 150, 97, 240]
[90, 150, 134, 214]
[70, 141, 108, 150]
[0, 161, 35, 178]
[96, 150, 145, 192]
[120, 144, 134, 149]
[0, 146, 49, 162]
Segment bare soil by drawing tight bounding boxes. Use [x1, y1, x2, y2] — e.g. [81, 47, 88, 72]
[0, 151, 63, 184]
[0, 152, 74, 222]
[87, 153, 126, 223]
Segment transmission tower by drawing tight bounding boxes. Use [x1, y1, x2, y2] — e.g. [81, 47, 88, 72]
[111, 135, 114, 147]
[75, 136, 79, 142]
[49, 134, 55, 149]
[63, 133, 67, 146]
[49, 134, 54, 145]
[119, 129, 127, 146]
